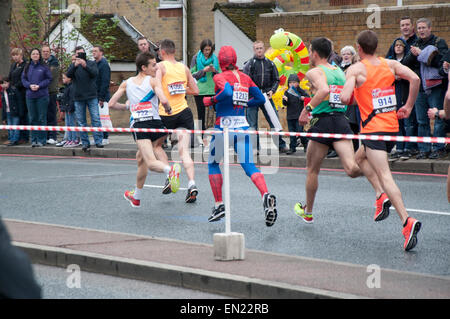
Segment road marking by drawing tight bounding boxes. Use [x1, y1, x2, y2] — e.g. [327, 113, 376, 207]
[390, 207, 450, 216]
[144, 184, 188, 191]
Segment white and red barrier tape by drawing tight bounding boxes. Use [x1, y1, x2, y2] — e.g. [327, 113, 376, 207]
[1, 125, 449, 144]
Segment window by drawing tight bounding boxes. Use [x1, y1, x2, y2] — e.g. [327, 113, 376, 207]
[50, 0, 68, 10]
[159, 0, 182, 9]
[50, 0, 69, 15]
[330, 0, 363, 5]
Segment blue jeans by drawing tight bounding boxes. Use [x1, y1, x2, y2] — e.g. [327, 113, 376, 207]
[27, 96, 49, 145]
[287, 119, 307, 151]
[65, 111, 79, 142]
[415, 87, 446, 153]
[6, 113, 20, 142]
[246, 98, 286, 150]
[74, 98, 103, 146]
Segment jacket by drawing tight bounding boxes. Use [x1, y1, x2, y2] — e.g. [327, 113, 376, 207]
[403, 34, 448, 91]
[95, 57, 111, 102]
[190, 53, 220, 96]
[243, 56, 279, 94]
[43, 55, 60, 94]
[59, 83, 75, 113]
[66, 60, 98, 101]
[418, 45, 444, 94]
[9, 59, 27, 92]
[385, 34, 418, 60]
[282, 86, 309, 120]
[2, 86, 23, 119]
[386, 37, 410, 106]
[21, 61, 52, 99]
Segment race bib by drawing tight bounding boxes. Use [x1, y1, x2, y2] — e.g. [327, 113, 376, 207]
[130, 101, 153, 122]
[233, 84, 249, 107]
[168, 81, 186, 95]
[372, 86, 397, 113]
[329, 85, 345, 109]
[220, 116, 249, 129]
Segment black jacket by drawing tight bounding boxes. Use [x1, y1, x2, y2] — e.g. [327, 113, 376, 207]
[282, 86, 309, 120]
[403, 34, 448, 91]
[243, 56, 279, 94]
[385, 34, 418, 60]
[59, 83, 75, 113]
[95, 57, 111, 102]
[2, 86, 24, 119]
[8, 60, 27, 92]
[66, 60, 98, 101]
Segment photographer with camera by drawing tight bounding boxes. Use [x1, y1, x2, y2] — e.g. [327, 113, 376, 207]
[66, 46, 103, 151]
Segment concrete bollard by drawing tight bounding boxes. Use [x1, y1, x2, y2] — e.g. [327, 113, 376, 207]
[213, 232, 245, 261]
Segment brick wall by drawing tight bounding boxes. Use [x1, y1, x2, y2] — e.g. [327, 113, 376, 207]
[277, 0, 445, 12]
[257, 5, 450, 60]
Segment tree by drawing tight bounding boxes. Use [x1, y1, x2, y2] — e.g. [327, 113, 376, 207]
[0, 0, 12, 76]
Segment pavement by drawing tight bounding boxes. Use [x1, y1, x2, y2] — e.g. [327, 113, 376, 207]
[0, 133, 449, 175]
[2, 134, 450, 299]
[5, 219, 450, 299]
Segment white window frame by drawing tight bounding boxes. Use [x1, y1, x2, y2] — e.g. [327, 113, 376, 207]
[159, 0, 183, 9]
[50, 0, 69, 15]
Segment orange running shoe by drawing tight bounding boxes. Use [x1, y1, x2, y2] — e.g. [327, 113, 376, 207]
[374, 193, 391, 222]
[124, 190, 141, 208]
[402, 217, 421, 251]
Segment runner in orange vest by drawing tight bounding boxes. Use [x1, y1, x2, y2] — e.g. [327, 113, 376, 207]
[341, 30, 421, 251]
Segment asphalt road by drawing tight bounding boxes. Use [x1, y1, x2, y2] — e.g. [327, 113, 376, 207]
[33, 264, 229, 299]
[1, 155, 449, 277]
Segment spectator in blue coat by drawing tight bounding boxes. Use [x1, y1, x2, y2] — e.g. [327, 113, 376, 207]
[21, 48, 52, 147]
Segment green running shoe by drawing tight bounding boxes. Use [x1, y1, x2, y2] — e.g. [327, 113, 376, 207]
[169, 163, 181, 193]
[294, 202, 314, 224]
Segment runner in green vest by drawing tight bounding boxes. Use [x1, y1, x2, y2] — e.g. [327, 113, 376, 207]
[294, 37, 382, 224]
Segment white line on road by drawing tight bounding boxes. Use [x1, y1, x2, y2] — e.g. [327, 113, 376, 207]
[390, 207, 450, 216]
[144, 184, 188, 191]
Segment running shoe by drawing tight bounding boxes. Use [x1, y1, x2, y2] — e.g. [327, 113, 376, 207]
[66, 141, 78, 148]
[208, 204, 225, 222]
[263, 193, 277, 227]
[162, 178, 172, 194]
[168, 163, 181, 193]
[56, 140, 67, 147]
[294, 202, 314, 224]
[374, 193, 391, 222]
[185, 185, 198, 203]
[123, 190, 140, 208]
[402, 217, 421, 251]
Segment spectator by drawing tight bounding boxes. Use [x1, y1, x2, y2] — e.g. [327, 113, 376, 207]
[137, 36, 160, 63]
[339, 45, 360, 152]
[8, 48, 29, 144]
[243, 40, 288, 153]
[403, 17, 448, 159]
[66, 46, 103, 151]
[190, 39, 220, 150]
[92, 45, 111, 146]
[41, 45, 60, 145]
[0, 216, 42, 299]
[1, 76, 22, 146]
[282, 73, 309, 154]
[386, 38, 419, 160]
[21, 48, 52, 147]
[58, 73, 79, 148]
[386, 16, 420, 159]
[386, 16, 418, 57]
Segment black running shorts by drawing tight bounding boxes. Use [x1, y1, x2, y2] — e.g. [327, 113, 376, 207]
[160, 107, 195, 130]
[308, 112, 353, 147]
[131, 119, 168, 142]
[361, 132, 397, 153]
